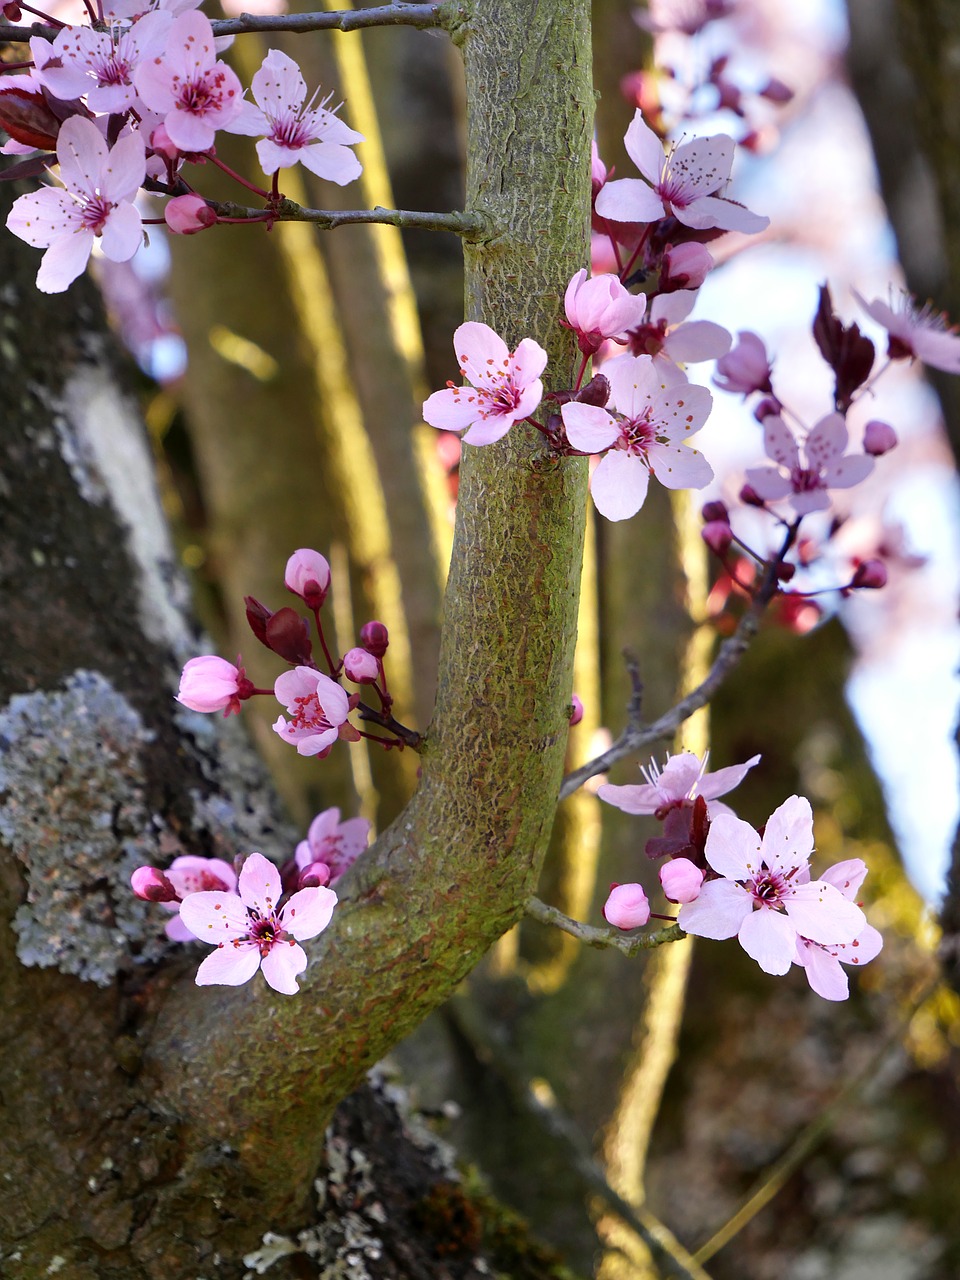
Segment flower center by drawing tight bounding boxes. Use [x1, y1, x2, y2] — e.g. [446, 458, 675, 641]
[790, 466, 823, 493]
[290, 692, 333, 733]
[246, 909, 285, 956]
[627, 320, 668, 358]
[80, 195, 115, 235]
[617, 413, 656, 456]
[271, 111, 311, 149]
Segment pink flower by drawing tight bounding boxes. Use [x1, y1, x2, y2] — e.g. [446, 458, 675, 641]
[594, 108, 769, 234]
[178, 851, 337, 993]
[6, 116, 144, 294]
[273, 666, 350, 755]
[161, 854, 238, 941]
[599, 750, 760, 819]
[284, 548, 330, 607]
[624, 290, 731, 369]
[745, 414, 875, 516]
[164, 192, 215, 234]
[343, 647, 379, 683]
[35, 13, 171, 114]
[560, 353, 714, 520]
[131, 865, 178, 902]
[678, 796, 867, 975]
[863, 419, 898, 456]
[794, 858, 883, 1000]
[178, 654, 247, 715]
[563, 269, 649, 355]
[135, 11, 243, 152]
[294, 806, 371, 884]
[226, 48, 363, 181]
[423, 322, 548, 446]
[714, 330, 772, 395]
[660, 242, 714, 292]
[659, 858, 704, 904]
[852, 289, 960, 373]
[604, 882, 651, 929]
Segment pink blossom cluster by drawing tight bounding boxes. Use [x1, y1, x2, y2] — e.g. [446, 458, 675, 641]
[1, 7, 363, 291]
[596, 752, 881, 1001]
[175, 547, 412, 758]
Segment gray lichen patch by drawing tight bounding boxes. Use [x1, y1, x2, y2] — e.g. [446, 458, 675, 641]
[0, 669, 169, 985]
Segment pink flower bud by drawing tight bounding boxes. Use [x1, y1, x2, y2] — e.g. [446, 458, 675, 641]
[164, 193, 215, 235]
[563, 269, 648, 355]
[715, 331, 772, 395]
[776, 561, 796, 582]
[603, 882, 651, 930]
[659, 858, 704, 904]
[360, 620, 389, 658]
[343, 647, 379, 683]
[131, 866, 179, 902]
[285, 548, 331, 608]
[590, 140, 608, 192]
[851, 559, 887, 590]
[569, 694, 584, 726]
[753, 396, 781, 422]
[177, 655, 244, 715]
[298, 861, 332, 889]
[701, 520, 733, 557]
[760, 76, 794, 104]
[150, 123, 180, 162]
[701, 499, 729, 524]
[659, 241, 713, 293]
[863, 420, 898, 456]
[739, 483, 766, 507]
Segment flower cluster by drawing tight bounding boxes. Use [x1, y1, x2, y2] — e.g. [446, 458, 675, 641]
[596, 752, 881, 1001]
[1, 8, 363, 291]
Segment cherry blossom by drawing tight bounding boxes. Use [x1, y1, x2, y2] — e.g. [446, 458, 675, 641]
[178, 852, 337, 993]
[594, 108, 769, 234]
[161, 855, 238, 941]
[604, 883, 651, 929]
[343, 647, 379, 684]
[226, 49, 363, 182]
[560, 353, 713, 520]
[599, 749, 760, 819]
[178, 654, 248, 715]
[678, 796, 867, 976]
[623, 290, 731, 370]
[745, 414, 874, 516]
[423, 322, 548, 446]
[164, 192, 216, 234]
[852, 289, 960, 374]
[135, 11, 243, 152]
[563, 268, 649, 355]
[33, 14, 171, 114]
[659, 858, 704, 904]
[6, 116, 144, 293]
[294, 807, 371, 885]
[794, 858, 883, 1000]
[273, 666, 350, 755]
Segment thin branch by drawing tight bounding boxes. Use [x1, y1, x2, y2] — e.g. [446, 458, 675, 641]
[446, 995, 714, 1280]
[210, 198, 488, 239]
[526, 895, 684, 955]
[0, 2, 449, 42]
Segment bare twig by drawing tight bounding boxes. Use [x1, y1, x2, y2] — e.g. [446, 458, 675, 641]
[0, 2, 448, 42]
[526, 895, 684, 955]
[447, 995, 714, 1280]
[210, 199, 488, 239]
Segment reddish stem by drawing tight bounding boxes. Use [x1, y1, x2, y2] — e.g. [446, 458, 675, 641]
[310, 605, 339, 678]
[618, 224, 651, 285]
[207, 153, 271, 200]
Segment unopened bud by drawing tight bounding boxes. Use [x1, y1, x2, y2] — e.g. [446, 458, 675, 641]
[603, 882, 651, 930]
[164, 193, 215, 235]
[298, 861, 332, 889]
[851, 559, 887, 590]
[739, 483, 766, 508]
[575, 373, 610, 407]
[150, 123, 180, 162]
[360, 620, 389, 658]
[753, 396, 781, 422]
[343, 647, 379, 684]
[131, 866, 179, 903]
[863, 419, 898, 456]
[759, 76, 794, 104]
[660, 241, 713, 293]
[775, 561, 796, 582]
[701, 520, 733, 556]
[285, 549, 330, 608]
[659, 858, 704, 904]
[701, 499, 729, 524]
[568, 694, 584, 727]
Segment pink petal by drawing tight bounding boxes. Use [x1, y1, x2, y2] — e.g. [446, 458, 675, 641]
[738, 907, 796, 974]
[760, 795, 813, 872]
[7, 188, 81, 249]
[763, 415, 800, 469]
[36, 230, 95, 293]
[603, 353, 660, 418]
[596, 781, 661, 814]
[680, 194, 769, 234]
[57, 116, 107, 199]
[843, 923, 884, 965]
[251, 48, 306, 115]
[784, 881, 865, 945]
[178, 890, 249, 941]
[623, 109, 667, 185]
[744, 465, 793, 501]
[99, 130, 146, 203]
[651, 382, 713, 438]
[511, 337, 549, 386]
[805, 413, 848, 466]
[293, 725, 339, 756]
[663, 320, 731, 363]
[298, 141, 363, 185]
[237, 851, 283, 914]
[797, 944, 849, 1000]
[225, 101, 269, 137]
[668, 135, 734, 197]
[590, 449, 650, 521]
[314, 673, 350, 723]
[912, 328, 960, 372]
[819, 858, 868, 900]
[274, 665, 320, 708]
[679, 878, 752, 939]
[453, 321, 510, 391]
[260, 940, 308, 994]
[655, 753, 703, 797]
[560, 403, 619, 454]
[594, 176, 666, 224]
[423, 385, 484, 433]
[162, 11, 216, 82]
[100, 201, 143, 263]
[651, 290, 696, 326]
[648, 441, 714, 491]
[195, 942, 262, 987]
[698, 753, 761, 801]
[704, 812, 762, 879]
[821, 454, 874, 491]
[280, 885, 337, 940]
[164, 109, 218, 153]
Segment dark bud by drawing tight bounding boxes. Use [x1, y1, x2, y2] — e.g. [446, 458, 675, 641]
[753, 396, 781, 423]
[360, 620, 389, 658]
[775, 561, 796, 582]
[739, 483, 766, 507]
[265, 607, 314, 664]
[851, 559, 888, 590]
[575, 373, 611, 408]
[701, 499, 729, 524]
[702, 520, 733, 557]
[244, 595, 273, 647]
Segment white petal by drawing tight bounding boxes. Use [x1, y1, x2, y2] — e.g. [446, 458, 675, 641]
[560, 403, 619, 454]
[238, 852, 283, 914]
[704, 812, 762, 879]
[195, 942, 262, 987]
[785, 881, 865, 945]
[178, 890, 249, 941]
[280, 886, 337, 940]
[738, 908, 796, 975]
[760, 795, 813, 872]
[679, 878, 752, 939]
[260, 940, 308, 994]
[590, 450, 650, 521]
